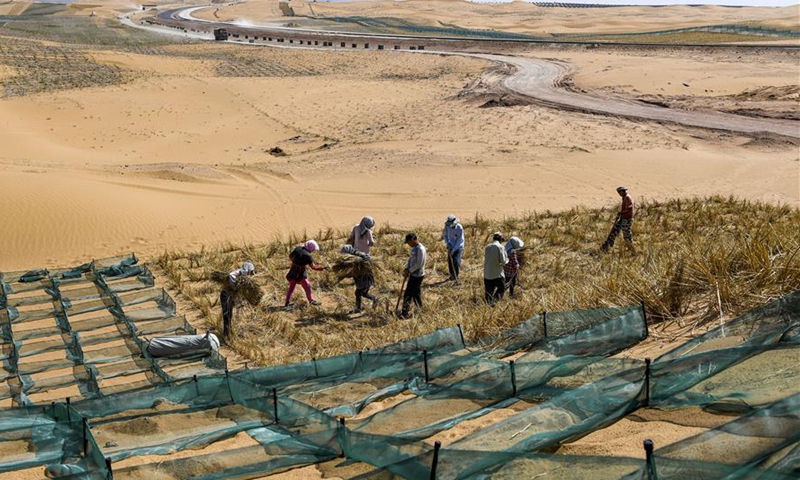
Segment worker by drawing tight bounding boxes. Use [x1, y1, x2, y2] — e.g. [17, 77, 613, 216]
[220, 262, 255, 339]
[400, 232, 426, 319]
[285, 240, 325, 308]
[484, 232, 508, 305]
[602, 186, 636, 253]
[442, 215, 465, 283]
[504, 236, 524, 298]
[340, 245, 378, 314]
[348, 216, 376, 254]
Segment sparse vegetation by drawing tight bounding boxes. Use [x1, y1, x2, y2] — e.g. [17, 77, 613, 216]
[0, 14, 183, 47]
[156, 196, 800, 367]
[0, 37, 128, 97]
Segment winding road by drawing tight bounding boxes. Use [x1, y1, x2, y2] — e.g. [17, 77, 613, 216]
[476, 54, 800, 138]
[141, 7, 800, 139]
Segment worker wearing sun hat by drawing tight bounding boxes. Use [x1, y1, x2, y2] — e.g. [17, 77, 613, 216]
[221, 262, 256, 339]
[442, 215, 465, 283]
[601, 186, 636, 253]
[285, 240, 325, 308]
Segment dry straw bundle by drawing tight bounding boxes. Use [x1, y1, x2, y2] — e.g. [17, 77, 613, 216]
[332, 254, 376, 280]
[210, 271, 263, 306]
[235, 276, 264, 306]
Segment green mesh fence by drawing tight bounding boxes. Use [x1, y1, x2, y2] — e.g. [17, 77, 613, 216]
[472, 305, 643, 357]
[1, 255, 226, 408]
[2, 255, 799, 480]
[650, 290, 800, 411]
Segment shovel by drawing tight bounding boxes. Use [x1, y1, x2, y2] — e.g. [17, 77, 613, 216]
[395, 275, 408, 316]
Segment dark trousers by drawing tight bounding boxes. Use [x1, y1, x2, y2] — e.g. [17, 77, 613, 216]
[604, 218, 633, 247]
[484, 277, 505, 305]
[506, 273, 518, 297]
[402, 275, 424, 315]
[220, 290, 234, 338]
[355, 287, 376, 310]
[447, 249, 462, 280]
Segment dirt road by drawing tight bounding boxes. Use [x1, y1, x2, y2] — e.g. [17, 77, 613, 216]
[476, 54, 800, 138]
[160, 6, 799, 139]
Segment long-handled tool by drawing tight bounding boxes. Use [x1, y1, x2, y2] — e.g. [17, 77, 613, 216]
[395, 275, 408, 315]
[447, 249, 458, 282]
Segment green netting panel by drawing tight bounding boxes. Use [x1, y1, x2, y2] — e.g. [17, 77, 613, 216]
[515, 307, 647, 361]
[68, 375, 341, 479]
[653, 344, 800, 411]
[472, 305, 641, 356]
[129, 315, 193, 336]
[448, 360, 646, 453]
[280, 352, 427, 417]
[471, 312, 545, 353]
[650, 291, 800, 410]
[546, 305, 641, 337]
[460, 452, 643, 480]
[236, 326, 463, 390]
[341, 428, 433, 473]
[74, 376, 233, 419]
[92, 254, 138, 271]
[348, 359, 513, 441]
[239, 308, 648, 426]
[340, 358, 646, 478]
[657, 290, 800, 363]
[647, 392, 800, 479]
[382, 450, 644, 480]
[284, 306, 649, 442]
[0, 403, 109, 480]
[376, 325, 466, 354]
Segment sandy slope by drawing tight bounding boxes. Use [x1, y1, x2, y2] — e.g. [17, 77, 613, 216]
[1, 6, 798, 270]
[196, 0, 800, 34]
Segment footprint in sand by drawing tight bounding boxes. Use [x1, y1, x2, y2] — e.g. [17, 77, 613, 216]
[132, 237, 149, 245]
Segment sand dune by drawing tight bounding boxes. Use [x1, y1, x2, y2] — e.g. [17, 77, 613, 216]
[0, 4, 798, 270]
[195, 0, 800, 35]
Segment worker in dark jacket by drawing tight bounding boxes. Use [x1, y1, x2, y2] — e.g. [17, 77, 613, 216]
[285, 240, 324, 308]
[340, 245, 378, 314]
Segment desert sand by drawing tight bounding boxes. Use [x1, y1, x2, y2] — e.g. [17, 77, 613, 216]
[195, 0, 800, 35]
[0, 5, 799, 474]
[1, 2, 798, 270]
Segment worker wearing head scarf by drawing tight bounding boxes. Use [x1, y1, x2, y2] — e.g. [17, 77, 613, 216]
[504, 237, 524, 298]
[348, 216, 376, 254]
[285, 240, 325, 308]
[220, 262, 255, 339]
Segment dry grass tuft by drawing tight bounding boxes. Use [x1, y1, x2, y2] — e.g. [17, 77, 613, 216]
[155, 196, 800, 367]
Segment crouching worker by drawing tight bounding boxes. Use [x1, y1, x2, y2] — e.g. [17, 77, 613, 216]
[285, 240, 325, 309]
[219, 262, 255, 339]
[337, 245, 378, 314]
